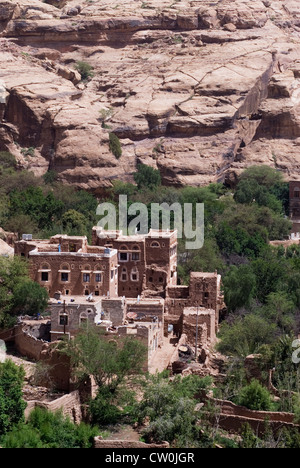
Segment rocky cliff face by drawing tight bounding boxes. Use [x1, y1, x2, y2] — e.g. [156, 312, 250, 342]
[1, 0, 300, 190]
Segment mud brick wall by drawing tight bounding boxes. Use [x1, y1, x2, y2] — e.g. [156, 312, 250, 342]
[183, 308, 216, 344]
[25, 391, 82, 423]
[182, 321, 207, 348]
[29, 252, 118, 298]
[101, 298, 126, 326]
[94, 438, 169, 449]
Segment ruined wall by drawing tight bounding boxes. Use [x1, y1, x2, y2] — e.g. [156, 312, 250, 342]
[182, 321, 207, 349]
[94, 438, 169, 449]
[13, 324, 71, 391]
[25, 390, 82, 423]
[14, 324, 45, 360]
[183, 308, 216, 345]
[204, 396, 298, 437]
[102, 298, 126, 327]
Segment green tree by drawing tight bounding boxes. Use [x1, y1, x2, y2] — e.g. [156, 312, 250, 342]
[0, 256, 29, 328]
[0, 360, 26, 435]
[217, 314, 277, 358]
[4, 214, 39, 239]
[109, 132, 122, 159]
[61, 209, 87, 236]
[64, 326, 147, 391]
[0, 151, 16, 169]
[234, 165, 288, 214]
[239, 423, 259, 448]
[12, 280, 49, 317]
[134, 164, 161, 190]
[237, 379, 273, 411]
[8, 186, 64, 230]
[222, 265, 256, 312]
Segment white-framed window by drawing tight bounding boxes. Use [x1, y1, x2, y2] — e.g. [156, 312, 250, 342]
[119, 252, 128, 262]
[121, 267, 128, 282]
[151, 241, 160, 248]
[95, 273, 102, 283]
[131, 267, 139, 282]
[83, 273, 90, 283]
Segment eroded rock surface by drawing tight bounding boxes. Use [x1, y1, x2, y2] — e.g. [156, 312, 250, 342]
[1, 0, 300, 190]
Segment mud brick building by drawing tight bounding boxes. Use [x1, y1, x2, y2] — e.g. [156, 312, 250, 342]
[14, 230, 223, 363]
[14, 235, 119, 299]
[50, 296, 103, 342]
[164, 271, 223, 338]
[92, 227, 178, 298]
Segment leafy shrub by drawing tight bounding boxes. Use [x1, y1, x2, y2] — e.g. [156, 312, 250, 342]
[109, 132, 122, 159]
[0, 360, 26, 436]
[237, 379, 273, 411]
[74, 61, 94, 81]
[134, 164, 161, 190]
[1, 407, 99, 448]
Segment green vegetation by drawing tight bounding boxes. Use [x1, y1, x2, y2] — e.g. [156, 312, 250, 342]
[61, 325, 147, 427]
[74, 61, 94, 81]
[0, 153, 98, 240]
[237, 379, 273, 411]
[0, 407, 99, 448]
[0, 360, 26, 436]
[1, 155, 300, 447]
[0, 256, 49, 328]
[108, 132, 122, 159]
[133, 164, 161, 190]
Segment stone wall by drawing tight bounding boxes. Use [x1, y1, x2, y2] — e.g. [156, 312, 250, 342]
[14, 324, 45, 360]
[183, 307, 216, 345]
[102, 298, 126, 326]
[25, 390, 82, 423]
[13, 324, 71, 391]
[94, 438, 169, 449]
[204, 396, 299, 437]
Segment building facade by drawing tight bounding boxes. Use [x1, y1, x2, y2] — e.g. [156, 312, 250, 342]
[14, 235, 119, 299]
[92, 227, 177, 298]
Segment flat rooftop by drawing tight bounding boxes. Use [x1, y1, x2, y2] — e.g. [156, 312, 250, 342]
[93, 227, 177, 240]
[48, 295, 102, 306]
[183, 307, 215, 316]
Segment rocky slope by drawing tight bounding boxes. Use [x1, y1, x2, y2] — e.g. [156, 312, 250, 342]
[1, 0, 300, 190]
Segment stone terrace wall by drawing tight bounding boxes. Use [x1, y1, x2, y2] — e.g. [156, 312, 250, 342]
[94, 438, 169, 449]
[25, 390, 82, 423]
[205, 396, 298, 437]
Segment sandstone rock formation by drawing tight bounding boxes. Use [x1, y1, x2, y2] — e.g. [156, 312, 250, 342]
[1, 0, 300, 190]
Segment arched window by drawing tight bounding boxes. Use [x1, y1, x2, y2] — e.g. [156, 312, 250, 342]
[132, 244, 140, 261]
[40, 263, 51, 282]
[151, 241, 160, 248]
[79, 312, 88, 325]
[59, 263, 70, 283]
[131, 267, 139, 282]
[121, 267, 128, 282]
